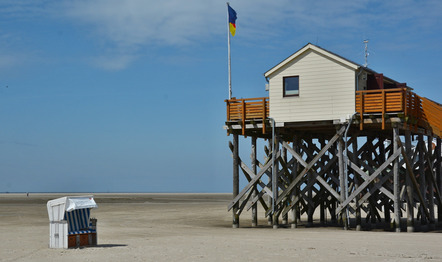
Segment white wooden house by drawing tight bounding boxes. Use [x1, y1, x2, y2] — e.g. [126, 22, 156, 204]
[264, 43, 405, 125]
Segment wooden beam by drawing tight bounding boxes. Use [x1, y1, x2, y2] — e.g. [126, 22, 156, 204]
[404, 130, 414, 232]
[232, 134, 239, 227]
[338, 130, 348, 229]
[251, 137, 258, 227]
[393, 125, 401, 231]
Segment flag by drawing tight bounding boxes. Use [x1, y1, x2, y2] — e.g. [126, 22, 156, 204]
[228, 5, 237, 36]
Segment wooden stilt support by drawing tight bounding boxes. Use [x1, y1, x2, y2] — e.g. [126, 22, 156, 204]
[378, 136, 390, 229]
[251, 137, 258, 227]
[352, 137, 362, 231]
[291, 136, 300, 229]
[272, 135, 279, 229]
[393, 125, 401, 232]
[437, 138, 442, 224]
[319, 138, 326, 225]
[307, 144, 314, 227]
[338, 126, 348, 230]
[267, 140, 273, 226]
[405, 130, 414, 232]
[282, 146, 288, 225]
[428, 135, 436, 230]
[418, 134, 428, 230]
[233, 134, 240, 228]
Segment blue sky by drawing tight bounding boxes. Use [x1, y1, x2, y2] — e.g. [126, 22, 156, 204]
[0, 0, 441, 193]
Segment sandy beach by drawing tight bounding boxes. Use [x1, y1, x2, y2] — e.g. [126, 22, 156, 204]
[1, 193, 442, 261]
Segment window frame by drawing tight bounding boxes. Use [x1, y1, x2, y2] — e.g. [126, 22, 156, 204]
[283, 75, 300, 97]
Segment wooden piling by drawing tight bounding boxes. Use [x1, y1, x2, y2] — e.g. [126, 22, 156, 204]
[337, 127, 348, 230]
[291, 136, 300, 229]
[251, 137, 258, 227]
[428, 135, 436, 230]
[393, 125, 401, 232]
[418, 134, 428, 230]
[405, 130, 415, 232]
[272, 135, 279, 229]
[232, 134, 239, 228]
[437, 138, 442, 224]
[352, 137, 362, 231]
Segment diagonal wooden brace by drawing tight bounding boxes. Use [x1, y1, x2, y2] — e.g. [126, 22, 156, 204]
[277, 126, 345, 205]
[228, 151, 280, 211]
[396, 137, 431, 220]
[336, 148, 401, 215]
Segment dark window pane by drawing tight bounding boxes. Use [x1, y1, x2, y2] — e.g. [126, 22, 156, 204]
[284, 76, 299, 96]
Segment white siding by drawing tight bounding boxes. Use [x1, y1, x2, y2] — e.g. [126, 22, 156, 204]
[268, 49, 356, 123]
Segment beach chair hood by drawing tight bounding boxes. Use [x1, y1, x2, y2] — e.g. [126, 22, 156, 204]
[47, 196, 97, 222]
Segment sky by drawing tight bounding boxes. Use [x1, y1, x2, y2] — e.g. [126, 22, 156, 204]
[0, 0, 441, 193]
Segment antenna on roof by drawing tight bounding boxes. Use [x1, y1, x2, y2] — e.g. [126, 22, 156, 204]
[363, 39, 369, 67]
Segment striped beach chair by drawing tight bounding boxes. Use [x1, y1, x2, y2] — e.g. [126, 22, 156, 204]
[47, 196, 98, 248]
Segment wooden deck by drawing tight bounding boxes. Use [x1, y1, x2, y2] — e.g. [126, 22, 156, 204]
[225, 97, 269, 135]
[225, 88, 442, 138]
[356, 88, 442, 136]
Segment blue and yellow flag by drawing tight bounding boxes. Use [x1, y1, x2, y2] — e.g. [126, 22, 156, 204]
[228, 5, 237, 36]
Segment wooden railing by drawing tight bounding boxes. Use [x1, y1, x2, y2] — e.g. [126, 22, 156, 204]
[225, 97, 269, 134]
[356, 88, 442, 137]
[225, 89, 442, 137]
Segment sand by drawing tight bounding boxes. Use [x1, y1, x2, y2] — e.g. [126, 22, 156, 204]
[1, 193, 442, 262]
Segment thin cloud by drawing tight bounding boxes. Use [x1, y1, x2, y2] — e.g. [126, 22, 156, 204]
[90, 54, 136, 71]
[1, 0, 441, 70]
[61, 0, 222, 47]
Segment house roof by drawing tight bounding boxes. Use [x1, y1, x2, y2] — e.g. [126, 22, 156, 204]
[263, 43, 402, 85]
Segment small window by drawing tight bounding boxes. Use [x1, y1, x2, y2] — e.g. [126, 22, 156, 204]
[283, 76, 299, 97]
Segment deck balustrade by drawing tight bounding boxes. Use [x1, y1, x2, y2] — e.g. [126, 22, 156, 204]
[225, 88, 442, 137]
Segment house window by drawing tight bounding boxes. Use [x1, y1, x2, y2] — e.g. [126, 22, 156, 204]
[283, 76, 299, 97]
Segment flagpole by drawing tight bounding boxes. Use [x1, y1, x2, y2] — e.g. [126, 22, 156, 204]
[227, 2, 232, 100]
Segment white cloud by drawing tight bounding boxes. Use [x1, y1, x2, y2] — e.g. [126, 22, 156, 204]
[90, 54, 136, 71]
[61, 0, 223, 48]
[1, 0, 441, 70]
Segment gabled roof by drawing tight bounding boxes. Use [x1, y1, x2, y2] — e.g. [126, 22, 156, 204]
[264, 43, 406, 87]
[264, 43, 360, 78]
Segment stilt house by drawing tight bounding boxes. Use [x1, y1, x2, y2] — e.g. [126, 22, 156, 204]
[225, 43, 442, 231]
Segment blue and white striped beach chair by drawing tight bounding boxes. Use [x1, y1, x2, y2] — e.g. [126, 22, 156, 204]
[47, 196, 98, 248]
